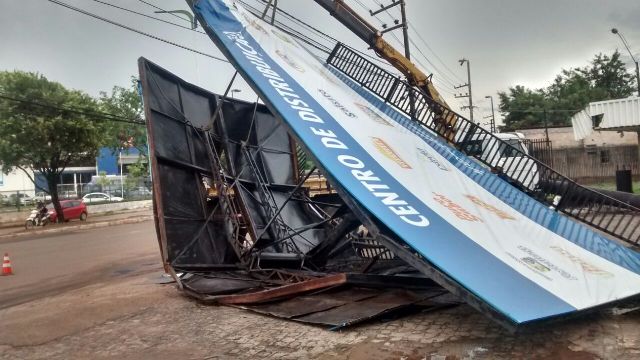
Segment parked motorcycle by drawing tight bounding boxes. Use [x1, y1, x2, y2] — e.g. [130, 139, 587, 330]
[25, 209, 50, 230]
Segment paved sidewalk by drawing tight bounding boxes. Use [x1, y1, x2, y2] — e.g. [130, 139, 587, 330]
[0, 209, 153, 239]
[2, 271, 640, 359]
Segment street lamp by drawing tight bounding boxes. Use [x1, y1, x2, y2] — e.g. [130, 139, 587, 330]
[611, 28, 640, 97]
[231, 89, 241, 99]
[484, 95, 496, 133]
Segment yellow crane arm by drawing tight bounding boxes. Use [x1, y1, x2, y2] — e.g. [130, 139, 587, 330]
[312, 0, 449, 110]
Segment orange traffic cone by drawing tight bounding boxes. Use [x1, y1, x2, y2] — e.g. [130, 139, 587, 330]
[2, 253, 13, 276]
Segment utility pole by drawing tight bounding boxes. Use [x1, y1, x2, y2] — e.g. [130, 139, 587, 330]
[371, 0, 410, 59]
[484, 95, 496, 133]
[371, 0, 409, 58]
[611, 28, 640, 97]
[399, 0, 410, 61]
[371, 1, 415, 116]
[543, 109, 549, 142]
[456, 58, 475, 122]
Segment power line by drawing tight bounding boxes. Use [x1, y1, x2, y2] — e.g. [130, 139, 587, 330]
[237, 0, 333, 53]
[242, 0, 334, 44]
[353, 0, 459, 97]
[135, 0, 333, 56]
[503, 108, 580, 113]
[363, 0, 461, 91]
[46, 0, 230, 64]
[90, 0, 206, 34]
[369, 0, 464, 86]
[137, 0, 196, 24]
[408, 22, 465, 84]
[96, 0, 397, 75]
[0, 93, 145, 125]
[249, 0, 396, 69]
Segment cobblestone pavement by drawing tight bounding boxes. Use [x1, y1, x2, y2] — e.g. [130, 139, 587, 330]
[2, 272, 640, 360]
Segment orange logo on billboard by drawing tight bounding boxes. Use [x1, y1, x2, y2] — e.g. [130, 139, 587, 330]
[433, 193, 482, 222]
[313, 65, 342, 86]
[465, 195, 516, 220]
[354, 103, 393, 127]
[371, 137, 411, 169]
[240, 13, 268, 35]
[271, 29, 299, 48]
[276, 50, 305, 72]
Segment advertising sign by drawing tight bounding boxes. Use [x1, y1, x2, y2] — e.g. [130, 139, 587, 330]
[192, 0, 640, 325]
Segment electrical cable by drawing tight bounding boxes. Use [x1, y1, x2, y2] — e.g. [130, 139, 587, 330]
[89, 0, 206, 34]
[408, 22, 465, 84]
[134, 0, 399, 74]
[46, 0, 230, 64]
[362, 0, 461, 91]
[0, 93, 145, 125]
[350, 0, 457, 94]
[246, 0, 398, 72]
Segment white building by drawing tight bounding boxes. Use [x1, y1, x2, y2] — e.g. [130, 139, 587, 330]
[0, 166, 36, 195]
[572, 96, 640, 140]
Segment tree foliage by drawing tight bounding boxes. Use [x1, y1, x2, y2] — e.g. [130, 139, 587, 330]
[0, 71, 103, 221]
[98, 77, 147, 157]
[499, 51, 636, 131]
[124, 160, 147, 192]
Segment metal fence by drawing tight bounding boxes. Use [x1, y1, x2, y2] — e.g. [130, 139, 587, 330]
[327, 43, 640, 246]
[524, 138, 554, 168]
[0, 181, 152, 212]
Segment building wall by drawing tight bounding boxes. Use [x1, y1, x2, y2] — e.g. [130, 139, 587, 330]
[97, 147, 144, 175]
[1, 147, 147, 195]
[517, 127, 639, 181]
[0, 167, 35, 194]
[550, 146, 638, 182]
[518, 127, 638, 148]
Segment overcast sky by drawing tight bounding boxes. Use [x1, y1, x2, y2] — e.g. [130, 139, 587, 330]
[1, 0, 639, 127]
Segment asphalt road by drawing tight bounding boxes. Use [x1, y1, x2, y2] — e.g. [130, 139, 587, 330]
[0, 221, 161, 309]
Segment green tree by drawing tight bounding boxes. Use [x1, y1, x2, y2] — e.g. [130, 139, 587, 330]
[98, 77, 147, 157]
[96, 171, 110, 190]
[0, 71, 103, 221]
[498, 50, 636, 131]
[498, 86, 549, 130]
[578, 51, 635, 99]
[124, 160, 147, 192]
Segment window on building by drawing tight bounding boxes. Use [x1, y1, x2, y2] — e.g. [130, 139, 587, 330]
[61, 173, 75, 184]
[600, 149, 610, 163]
[585, 145, 597, 155]
[591, 114, 604, 128]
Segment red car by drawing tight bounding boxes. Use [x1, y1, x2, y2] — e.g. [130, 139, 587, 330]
[47, 200, 88, 223]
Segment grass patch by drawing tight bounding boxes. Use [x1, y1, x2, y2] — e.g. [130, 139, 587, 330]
[588, 181, 640, 193]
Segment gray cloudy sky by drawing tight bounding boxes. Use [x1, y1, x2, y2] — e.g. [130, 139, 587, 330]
[1, 0, 639, 126]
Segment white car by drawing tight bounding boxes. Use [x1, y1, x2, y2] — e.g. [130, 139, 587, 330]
[35, 192, 52, 201]
[9, 193, 35, 205]
[461, 132, 539, 190]
[82, 192, 124, 204]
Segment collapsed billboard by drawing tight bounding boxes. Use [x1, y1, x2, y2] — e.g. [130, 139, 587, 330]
[139, 57, 460, 328]
[185, 0, 640, 328]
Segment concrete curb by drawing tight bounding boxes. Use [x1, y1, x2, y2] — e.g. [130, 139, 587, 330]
[0, 200, 153, 228]
[0, 215, 154, 239]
